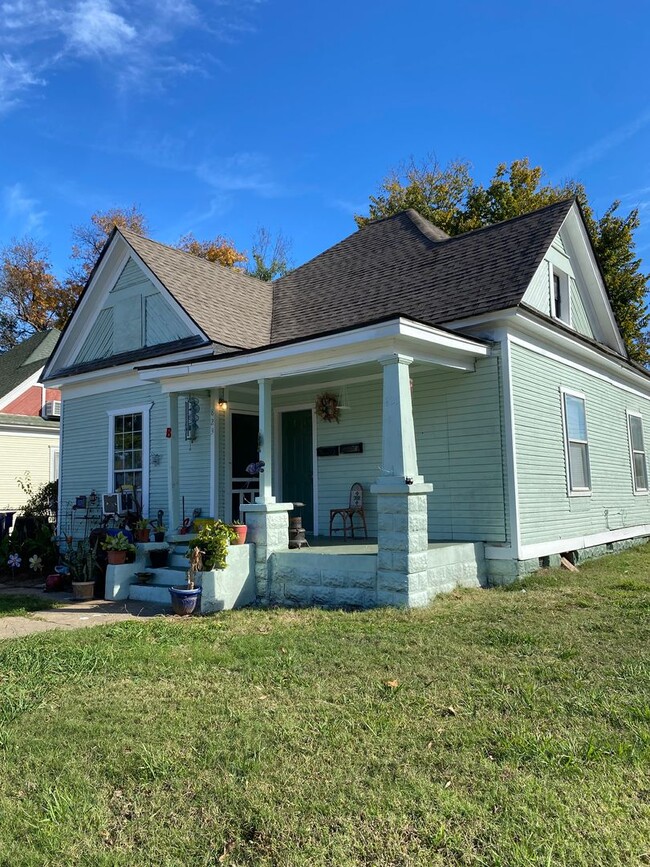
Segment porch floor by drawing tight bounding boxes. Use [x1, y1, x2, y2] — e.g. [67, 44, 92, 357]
[296, 538, 480, 556]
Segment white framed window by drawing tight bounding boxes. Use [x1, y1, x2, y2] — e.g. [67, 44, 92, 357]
[561, 389, 591, 495]
[49, 446, 59, 482]
[627, 411, 648, 493]
[552, 268, 571, 325]
[107, 403, 152, 515]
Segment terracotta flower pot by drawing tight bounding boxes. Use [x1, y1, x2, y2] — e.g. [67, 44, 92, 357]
[231, 524, 247, 545]
[135, 529, 151, 543]
[106, 550, 127, 565]
[72, 580, 95, 601]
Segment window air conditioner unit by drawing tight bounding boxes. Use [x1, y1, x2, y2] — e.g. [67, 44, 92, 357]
[41, 400, 61, 420]
[102, 492, 128, 516]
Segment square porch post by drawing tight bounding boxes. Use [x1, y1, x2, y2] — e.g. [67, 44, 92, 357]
[371, 354, 433, 607]
[166, 392, 180, 536]
[241, 377, 292, 603]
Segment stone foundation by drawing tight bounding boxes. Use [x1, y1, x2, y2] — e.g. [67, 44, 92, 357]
[240, 502, 291, 603]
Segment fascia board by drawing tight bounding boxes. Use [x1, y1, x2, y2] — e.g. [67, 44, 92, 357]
[563, 206, 626, 354]
[0, 368, 43, 410]
[510, 312, 650, 398]
[142, 318, 489, 389]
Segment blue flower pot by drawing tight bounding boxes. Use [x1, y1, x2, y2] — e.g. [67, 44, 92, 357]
[169, 586, 201, 616]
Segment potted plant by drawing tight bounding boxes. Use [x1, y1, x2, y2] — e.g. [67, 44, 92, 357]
[150, 521, 166, 543]
[169, 545, 203, 615]
[101, 532, 136, 565]
[230, 519, 247, 545]
[134, 518, 151, 543]
[65, 540, 98, 601]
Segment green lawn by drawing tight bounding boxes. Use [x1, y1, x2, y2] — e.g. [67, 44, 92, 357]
[0, 549, 648, 866]
[0, 594, 58, 618]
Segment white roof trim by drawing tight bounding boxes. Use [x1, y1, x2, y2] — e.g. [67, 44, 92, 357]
[138, 317, 490, 392]
[42, 232, 209, 380]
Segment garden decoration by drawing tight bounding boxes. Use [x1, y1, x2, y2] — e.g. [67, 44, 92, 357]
[28, 555, 43, 573]
[315, 392, 341, 423]
[7, 552, 21, 577]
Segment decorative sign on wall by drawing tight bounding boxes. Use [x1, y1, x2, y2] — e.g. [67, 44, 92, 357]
[316, 443, 364, 457]
[340, 442, 363, 454]
[316, 445, 340, 457]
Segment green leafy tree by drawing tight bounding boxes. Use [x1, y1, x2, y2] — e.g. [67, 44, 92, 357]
[247, 226, 292, 281]
[356, 157, 650, 363]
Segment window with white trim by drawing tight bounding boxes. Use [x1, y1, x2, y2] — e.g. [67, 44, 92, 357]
[562, 392, 591, 493]
[552, 269, 570, 325]
[112, 411, 143, 506]
[627, 412, 648, 492]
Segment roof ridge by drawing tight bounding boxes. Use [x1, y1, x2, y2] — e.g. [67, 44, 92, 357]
[445, 196, 576, 243]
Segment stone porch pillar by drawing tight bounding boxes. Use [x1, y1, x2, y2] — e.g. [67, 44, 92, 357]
[241, 378, 292, 603]
[371, 354, 433, 607]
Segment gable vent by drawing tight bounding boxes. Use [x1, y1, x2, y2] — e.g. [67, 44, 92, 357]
[42, 400, 61, 420]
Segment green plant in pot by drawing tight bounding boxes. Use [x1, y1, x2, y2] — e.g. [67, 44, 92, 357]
[230, 519, 248, 545]
[134, 518, 151, 543]
[101, 532, 136, 565]
[192, 520, 236, 569]
[150, 521, 166, 543]
[65, 540, 99, 601]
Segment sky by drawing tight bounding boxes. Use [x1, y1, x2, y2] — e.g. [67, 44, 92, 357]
[1, 0, 650, 279]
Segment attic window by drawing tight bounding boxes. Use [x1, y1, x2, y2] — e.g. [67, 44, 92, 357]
[552, 269, 570, 325]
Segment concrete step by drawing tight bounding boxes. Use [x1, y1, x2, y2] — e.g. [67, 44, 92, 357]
[129, 583, 174, 606]
[169, 552, 190, 570]
[131, 567, 186, 588]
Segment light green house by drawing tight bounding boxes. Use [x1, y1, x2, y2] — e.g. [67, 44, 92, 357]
[42, 199, 650, 608]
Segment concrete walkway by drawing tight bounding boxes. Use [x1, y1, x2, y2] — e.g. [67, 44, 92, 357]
[0, 582, 168, 640]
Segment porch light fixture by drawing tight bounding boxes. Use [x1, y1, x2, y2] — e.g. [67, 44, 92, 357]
[337, 383, 350, 410]
[218, 398, 228, 411]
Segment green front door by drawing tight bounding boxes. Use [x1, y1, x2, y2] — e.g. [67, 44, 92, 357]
[281, 409, 314, 533]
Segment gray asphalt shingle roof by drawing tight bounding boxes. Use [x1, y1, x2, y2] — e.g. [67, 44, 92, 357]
[271, 199, 575, 343]
[0, 330, 60, 401]
[120, 229, 273, 349]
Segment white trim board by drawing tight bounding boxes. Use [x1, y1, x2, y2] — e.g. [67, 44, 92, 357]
[106, 403, 153, 517]
[0, 368, 44, 411]
[518, 523, 650, 560]
[495, 331, 521, 558]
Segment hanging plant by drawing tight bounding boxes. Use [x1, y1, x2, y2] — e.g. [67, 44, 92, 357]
[315, 392, 341, 423]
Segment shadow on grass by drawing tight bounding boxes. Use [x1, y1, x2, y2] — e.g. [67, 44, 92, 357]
[0, 594, 57, 617]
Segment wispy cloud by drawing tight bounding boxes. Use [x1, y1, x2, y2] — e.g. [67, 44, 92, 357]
[0, 0, 264, 111]
[0, 54, 45, 112]
[557, 107, 650, 178]
[196, 152, 284, 198]
[66, 0, 136, 58]
[3, 183, 47, 233]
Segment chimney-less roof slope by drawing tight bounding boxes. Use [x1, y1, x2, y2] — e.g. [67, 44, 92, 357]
[120, 229, 273, 350]
[271, 200, 575, 343]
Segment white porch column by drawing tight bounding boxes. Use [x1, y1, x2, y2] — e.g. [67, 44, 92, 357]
[378, 353, 423, 485]
[371, 354, 433, 607]
[256, 377, 275, 504]
[166, 393, 180, 536]
[241, 377, 292, 604]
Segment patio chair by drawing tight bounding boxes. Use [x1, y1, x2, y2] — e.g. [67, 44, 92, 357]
[329, 482, 368, 539]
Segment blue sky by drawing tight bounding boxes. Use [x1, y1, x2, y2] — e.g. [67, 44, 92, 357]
[1, 0, 650, 278]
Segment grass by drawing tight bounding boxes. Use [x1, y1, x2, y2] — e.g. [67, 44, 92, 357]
[0, 548, 649, 866]
[0, 594, 58, 618]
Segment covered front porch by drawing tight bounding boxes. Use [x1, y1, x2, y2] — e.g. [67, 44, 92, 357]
[140, 316, 494, 607]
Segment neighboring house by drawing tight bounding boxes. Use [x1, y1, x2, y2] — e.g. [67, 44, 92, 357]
[0, 330, 61, 512]
[42, 200, 650, 607]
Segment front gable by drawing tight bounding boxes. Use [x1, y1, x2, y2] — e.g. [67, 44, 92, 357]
[45, 232, 210, 379]
[521, 205, 625, 354]
[75, 258, 194, 365]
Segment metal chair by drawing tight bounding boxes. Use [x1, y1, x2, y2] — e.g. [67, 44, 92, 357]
[329, 483, 368, 539]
